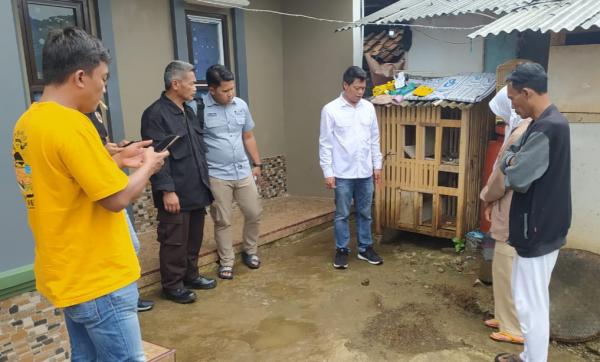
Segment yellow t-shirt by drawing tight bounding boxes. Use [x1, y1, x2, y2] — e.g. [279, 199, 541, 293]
[12, 102, 140, 308]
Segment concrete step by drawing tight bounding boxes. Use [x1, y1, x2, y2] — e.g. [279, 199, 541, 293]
[144, 340, 175, 362]
[136, 195, 335, 289]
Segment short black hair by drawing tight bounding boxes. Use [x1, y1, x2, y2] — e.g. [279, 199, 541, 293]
[506, 62, 548, 94]
[343, 66, 367, 85]
[42, 27, 110, 86]
[206, 64, 235, 87]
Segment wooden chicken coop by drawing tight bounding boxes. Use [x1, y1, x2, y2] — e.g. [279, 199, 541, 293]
[374, 100, 495, 239]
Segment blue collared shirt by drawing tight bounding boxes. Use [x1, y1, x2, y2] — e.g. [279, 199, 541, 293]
[202, 94, 255, 180]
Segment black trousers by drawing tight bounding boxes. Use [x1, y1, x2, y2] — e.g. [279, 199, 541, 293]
[157, 208, 206, 290]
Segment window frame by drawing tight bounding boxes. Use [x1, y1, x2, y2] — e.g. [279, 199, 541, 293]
[185, 9, 231, 89]
[17, 0, 92, 100]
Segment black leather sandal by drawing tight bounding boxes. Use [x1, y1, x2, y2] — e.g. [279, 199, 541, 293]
[241, 252, 261, 269]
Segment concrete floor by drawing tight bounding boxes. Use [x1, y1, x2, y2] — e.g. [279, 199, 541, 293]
[136, 196, 335, 288]
[138, 227, 591, 362]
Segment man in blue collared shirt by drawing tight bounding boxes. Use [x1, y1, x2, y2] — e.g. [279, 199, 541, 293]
[319, 66, 384, 270]
[202, 65, 263, 279]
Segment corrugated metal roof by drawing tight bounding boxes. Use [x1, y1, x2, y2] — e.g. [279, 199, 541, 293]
[468, 0, 600, 38]
[338, 0, 533, 31]
[372, 100, 475, 109]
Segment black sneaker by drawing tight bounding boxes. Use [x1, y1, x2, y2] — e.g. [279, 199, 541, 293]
[333, 248, 349, 269]
[358, 246, 383, 265]
[137, 298, 154, 312]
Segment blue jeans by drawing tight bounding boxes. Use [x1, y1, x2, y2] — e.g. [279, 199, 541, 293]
[125, 211, 140, 254]
[63, 282, 145, 361]
[334, 177, 374, 252]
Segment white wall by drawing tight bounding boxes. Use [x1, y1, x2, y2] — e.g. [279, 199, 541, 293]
[405, 14, 489, 76]
[110, 0, 174, 140]
[547, 44, 600, 254]
[549, 44, 600, 113]
[282, 0, 354, 197]
[245, 0, 286, 158]
[566, 123, 600, 254]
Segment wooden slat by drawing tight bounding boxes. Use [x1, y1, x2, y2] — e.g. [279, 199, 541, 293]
[440, 120, 461, 128]
[439, 164, 459, 173]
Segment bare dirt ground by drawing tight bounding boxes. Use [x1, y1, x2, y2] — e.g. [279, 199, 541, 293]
[139, 226, 599, 361]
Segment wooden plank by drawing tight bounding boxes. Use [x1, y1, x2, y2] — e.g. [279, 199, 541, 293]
[438, 163, 460, 173]
[437, 229, 456, 239]
[391, 119, 398, 225]
[412, 188, 420, 229]
[437, 187, 460, 197]
[434, 126, 443, 167]
[415, 126, 425, 161]
[374, 107, 383, 235]
[456, 108, 469, 238]
[550, 31, 566, 46]
[440, 120, 461, 128]
[398, 190, 414, 226]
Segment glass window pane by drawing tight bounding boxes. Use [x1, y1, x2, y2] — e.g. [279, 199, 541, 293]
[28, 3, 77, 80]
[188, 16, 224, 81]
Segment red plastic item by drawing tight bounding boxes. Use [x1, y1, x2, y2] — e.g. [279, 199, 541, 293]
[479, 124, 505, 233]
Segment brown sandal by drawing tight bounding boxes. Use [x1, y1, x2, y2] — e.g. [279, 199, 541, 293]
[484, 318, 500, 329]
[490, 331, 524, 345]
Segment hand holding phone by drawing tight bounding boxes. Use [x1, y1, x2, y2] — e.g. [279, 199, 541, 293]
[155, 135, 181, 152]
[116, 140, 152, 168]
[121, 140, 139, 147]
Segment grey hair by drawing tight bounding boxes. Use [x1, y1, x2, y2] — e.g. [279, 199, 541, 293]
[164, 60, 194, 90]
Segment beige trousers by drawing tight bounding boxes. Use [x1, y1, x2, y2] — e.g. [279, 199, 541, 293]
[209, 176, 262, 267]
[492, 240, 522, 337]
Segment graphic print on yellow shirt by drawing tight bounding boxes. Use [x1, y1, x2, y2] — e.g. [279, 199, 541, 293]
[12, 102, 140, 307]
[13, 130, 34, 209]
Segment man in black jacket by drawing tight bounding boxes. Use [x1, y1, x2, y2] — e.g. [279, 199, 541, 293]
[495, 63, 571, 362]
[141, 61, 216, 304]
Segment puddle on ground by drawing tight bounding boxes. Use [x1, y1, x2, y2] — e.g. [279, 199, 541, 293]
[240, 316, 318, 350]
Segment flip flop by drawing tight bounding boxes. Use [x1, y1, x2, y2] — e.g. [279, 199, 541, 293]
[218, 265, 233, 280]
[241, 252, 261, 269]
[494, 352, 522, 362]
[484, 318, 500, 329]
[490, 331, 524, 345]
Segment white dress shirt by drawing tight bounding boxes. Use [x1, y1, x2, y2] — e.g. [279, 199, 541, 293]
[319, 94, 383, 179]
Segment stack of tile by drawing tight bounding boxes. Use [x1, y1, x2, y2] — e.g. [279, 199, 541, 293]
[364, 29, 405, 63]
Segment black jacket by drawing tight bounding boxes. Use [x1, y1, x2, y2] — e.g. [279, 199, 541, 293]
[87, 111, 109, 144]
[500, 105, 571, 257]
[141, 93, 213, 211]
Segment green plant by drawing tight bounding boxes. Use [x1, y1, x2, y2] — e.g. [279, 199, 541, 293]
[452, 237, 465, 253]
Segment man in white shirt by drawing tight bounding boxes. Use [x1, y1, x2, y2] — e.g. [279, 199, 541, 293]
[319, 66, 384, 269]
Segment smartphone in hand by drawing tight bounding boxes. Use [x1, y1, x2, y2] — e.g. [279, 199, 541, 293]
[122, 140, 139, 147]
[155, 135, 181, 152]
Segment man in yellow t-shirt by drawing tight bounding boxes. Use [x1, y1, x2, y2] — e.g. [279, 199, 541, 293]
[12, 27, 168, 361]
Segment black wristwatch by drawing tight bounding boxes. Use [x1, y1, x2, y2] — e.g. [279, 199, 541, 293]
[252, 162, 263, 169]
